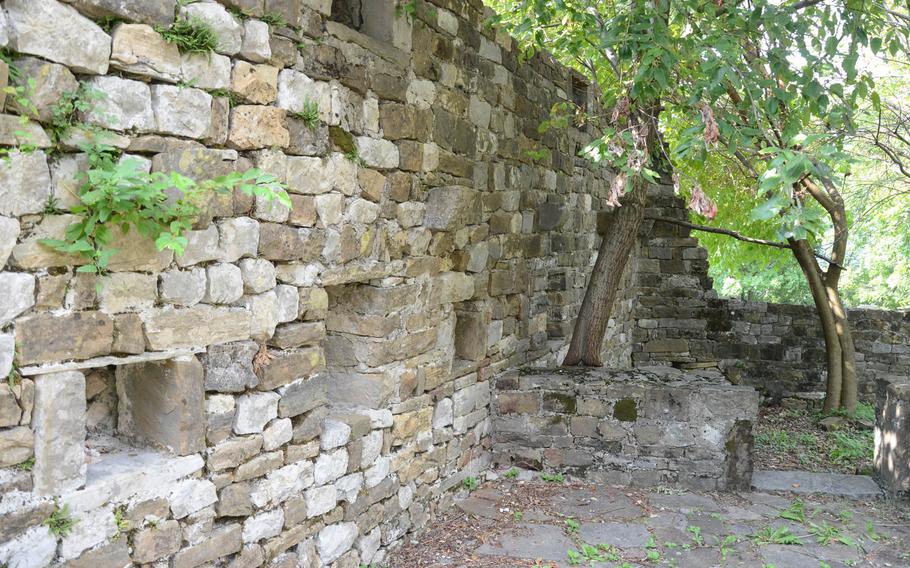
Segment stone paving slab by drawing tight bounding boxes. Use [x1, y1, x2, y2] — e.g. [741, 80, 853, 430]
[752, 469, 883, 499]
[389, 469, 910, 568]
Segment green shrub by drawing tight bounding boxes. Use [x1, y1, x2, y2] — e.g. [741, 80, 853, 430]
[157, 18, 219, 53]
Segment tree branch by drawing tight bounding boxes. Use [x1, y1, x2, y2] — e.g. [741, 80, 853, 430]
[646, 216, 844, 268]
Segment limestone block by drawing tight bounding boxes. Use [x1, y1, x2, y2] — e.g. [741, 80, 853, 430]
[256, 347, 324, 391]
[239, 258, 277, 294]
[305, 484, 337, 518]
[274, 284, 298, 324]
[254, 191, 291, 222]
[258, 224, 324, 261]
[240, 19, 272, 62]
[132, 520, 181, 563]
[208, 434, 261, 472]
[0, 333, 13, 378]
[235, 391, 280, 434]
[116, 356, 205, 455]
[357, 527, 382, 566]
[249, 461, 313, 508]
[0, 425, 32, 468]
[0, 114, 51, 148]
[180, 2, 244, 55]
[217, 217, 260, 262]
[217, 482, 253, 516]
[59, 506, 117, 560]
[321, 418, 351, 450]
[360, 430, 382, 468]
[32, 371, 86, 495]
[355, 136, 399, 169]
[85, 76, 155, 131]
[232, 61, 279, 104]
[202, 341, 259, 392]
[316, 523, 360, 564]
[277, 69, 331, 117]
[152, 85, 213, 138]
[110, 24, 181, 81]
[315, 193, 344, 226]
[171, 524, 241, 568]
[277, 375, 328, 418]
[239, 290, 278, 341]
[243, 508, 284, 543]
[269, 321, 324, 349]
[10, 57, 79, 122]
[6, 0, 111, 75]
[0, 271, 34, 325]
[229, 105, 290, 150]
[263, 417, 293, 451]
[204, 263, 244, 304]
[159, 268, 207, 306]
[345, 198, 380, 224]
[428, 272, 474, 305]
[364, 458, 389, 488]
[0, 151, 52, 217]
[140, 306, 251, 350]
[98, 272, 157, 313]
[62, 0, 177, 26]
[424, 186, 478, 231]
[0, 216, 18, 268]
[286, 156, 332, 194]
[314, 448, 348, 485]
[15, 311, 113, 365]
[181, 51, 232, 90]
[49, 153, 89, 211]
[169, 478, 218, 519]
[0, 525, 57, 568]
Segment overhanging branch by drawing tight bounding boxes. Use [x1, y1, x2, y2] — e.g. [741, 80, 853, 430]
[646, 215, 844, 269]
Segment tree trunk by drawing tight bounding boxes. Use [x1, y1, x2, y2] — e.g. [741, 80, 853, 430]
[563, 187, 646, 366]
[790, 238, 843, 411]
[826, 285, 858, 413]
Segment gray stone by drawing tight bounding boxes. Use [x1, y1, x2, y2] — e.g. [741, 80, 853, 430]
[32, 371, 86, 495]
[476, 523, 574, 562]
[10, 57, 79, 123]
[217, 217, 260, 262]
[355, 136, 399, 169]
[240, 258, 277, 293]
[152, 85, 213, 138]
[263, 417, 293, 451]
[14, 311, 113, 365]
[0, 333, 13, 378]
[97, 272, 157, 313]
[0, 271, 34, 325]
[242, 290, 280, 341]
[278, 376, 328, 418]
[249, 461, 313, 508]
[235, 391, 280, 435]
[314, 448, 347, 485]
[242, 508, 284, 543]
[181, 51, 232, 90]
[0, 151, 52, 217]
[217, 482, 253, 517]
[6, 0, 111, 75]
[424, 186, 478, 230]
[751, 470, 882, 499]
[171, 523, 241, 568]
[240, 19, 271, 62]
[277, 69, 331, 116]
[305, 484, 337, 518]
[274, 285, 298, 324]
[132, 520, 182, 563]
[116, 356, 205, 455]
[204, 263, 245, 304]
[85, 76, 155, 131]
[269, 322, 325, 349]
[0, 115, 52, 148]
[62, 0, 177, 26]
[202, 341, 259, 392]
[316, 522, 358, 564]
[321, 418, 351, 450]
[169, 478, 218, 519]
[180, 3, 244, 55]
[159, 268, 207, 306]
[0, 216, 18, 268]
[140, 305, 251, 350]
[0, 425, 33, 467]
[876, 378, 910, 495]
[0, 526, 57, 568]
[110, 23, 181, 81]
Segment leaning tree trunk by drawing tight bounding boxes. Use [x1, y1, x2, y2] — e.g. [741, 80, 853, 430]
[826, 280, 858, 413]
[563, 186, 647, 366]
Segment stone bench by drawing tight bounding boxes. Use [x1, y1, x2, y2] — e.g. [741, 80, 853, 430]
[492, 366, 759, 491]
[875, 378, 910, 498]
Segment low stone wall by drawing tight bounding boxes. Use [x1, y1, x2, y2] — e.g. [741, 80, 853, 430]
[875, 378, 910, 498]
[491, 367, 759, 491]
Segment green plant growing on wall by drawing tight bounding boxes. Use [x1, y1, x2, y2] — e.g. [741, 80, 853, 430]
[260, 12, 287, 27]
[156, 18, 219, 54]
[41, 144, 291, 276]
[49, 83, 107, 143]
[289, 99, 320, 131]
[43, 502, 78, 537]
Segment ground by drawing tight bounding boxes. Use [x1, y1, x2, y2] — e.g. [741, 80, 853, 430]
[387, 470, 910, 568]
[753, 403, 875, 475]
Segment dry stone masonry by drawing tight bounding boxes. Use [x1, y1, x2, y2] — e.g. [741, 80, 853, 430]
[0, 0, 620, 566]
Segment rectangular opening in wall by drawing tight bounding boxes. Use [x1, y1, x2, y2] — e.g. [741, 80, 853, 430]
[572, 76, 589, 112]
[329, 0, 412, 51]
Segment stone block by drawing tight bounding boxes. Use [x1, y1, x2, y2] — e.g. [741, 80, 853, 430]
[229, 105, 290, 150]
[355, 136, 399, 169]
[876, 379, 910, 496]
[0, 216, 18, 268]
[0, 151, 52, 217]
[10, 57, 78, 123]
[169, 478, 218, 519]
[181, 51, 232, 90]
[203, 341, 259, 392]
[314, 448, 348, 485]
[305, 484, 337, 518]
[0, 271, 34, 325]
[132, 520, 182, 563]
[116, 356, 205, 455]
[59, 506, 117, 560]
[257, 347, 325, 391]
[152, 85, 213, 138]
[258, 224, 324, 261]
[32, 371, 86, 494]
[141, 306, 251, 350]
[232, 61, 279, 104]
[269, 322, 325, 349]
[159, 268, 207, 306]
[85, 76, 155, 131]
[63, 0, 177, 26]
[277, 69, 332, 117]
[235, 391, 280, 435]
[204, 262, 244, 304]
[98, 272, 157, 313]
[0, 425, 33, 468]
[110, 23, 181, 81]
[217, 217, 260, 262]
[15, 311, 113, 365]
[424, 186, 478, 230]
[240, 19, 271, 62]
[180, 2, 243, 55]
[317, 522, 358, 564]
[240, 258, 277, 293]
[217, 482, 253, 517]
[171, 523, 242, 568]
[6, 0, 111, 75]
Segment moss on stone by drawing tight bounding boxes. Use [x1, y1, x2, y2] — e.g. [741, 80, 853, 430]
[613, 398, 637, 422]
[329, 126, 356, 153]
[544, 392, 577, 414]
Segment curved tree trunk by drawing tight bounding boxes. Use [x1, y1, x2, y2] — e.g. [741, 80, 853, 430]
[790, 238, 843, 411]
[564, 187, 646, 366]
[826, 286, 858, 413]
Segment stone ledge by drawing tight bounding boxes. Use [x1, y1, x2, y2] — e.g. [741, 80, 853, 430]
[19, 348, 204, 376]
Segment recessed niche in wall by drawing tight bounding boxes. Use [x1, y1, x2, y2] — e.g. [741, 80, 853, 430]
[330, 0, 412, 52]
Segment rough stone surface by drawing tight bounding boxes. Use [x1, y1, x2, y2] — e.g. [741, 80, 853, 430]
[110, 24, 181, 81]
[235, 391, 280, 435]
[151, 85, 213, 138]
[0, 271, 35, 325]
[32, 371, 86, 494]
[0, 151, 52, 217]
[85, 76, 155, 131]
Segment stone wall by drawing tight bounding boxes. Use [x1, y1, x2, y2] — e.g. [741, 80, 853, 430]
[875, 378, 910, 498]
[626, 186, 910, 400]
[491, 366, 759, 491]
[0, 0, 620, 566]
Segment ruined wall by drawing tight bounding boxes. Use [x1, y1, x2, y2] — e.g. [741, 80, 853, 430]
[0, 0, 620, 566]
[627, 186, 910, 400]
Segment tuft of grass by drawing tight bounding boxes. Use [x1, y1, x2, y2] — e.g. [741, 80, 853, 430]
[462, 476, 478, 491]
[289, 99, 320, 131]
[779, 499, 806, 523]
[15, 456, 34, 472]
[156, 18, 219, 54]
[503, 468, 519, 479]
[752, 525, 803, 546]
[540, 472, 565, 483]
[343, 149, 366, 167]
[828, 430, 873, 464]
[565, 518, 580, 535]
[260, 12, 288, 27]
[43, 502, 78, 537]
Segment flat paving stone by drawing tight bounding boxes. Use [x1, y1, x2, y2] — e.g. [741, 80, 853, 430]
[578, 521, 651, 548]
[475, 523, 574, 562]
[751, 469, 883, 499]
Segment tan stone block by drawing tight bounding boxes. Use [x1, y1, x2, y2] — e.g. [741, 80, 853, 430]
[231, 60, 279, 104]
[228, 105, 289, 150]
[140, 306, 251, 350]
[15, 311, 113, 365]
[392, 406, 433, 444]
[255, 347, 325, 391]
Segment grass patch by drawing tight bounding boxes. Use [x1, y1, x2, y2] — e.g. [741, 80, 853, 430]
[289, 98, 320, 131]
[157, 18, 219, 53]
